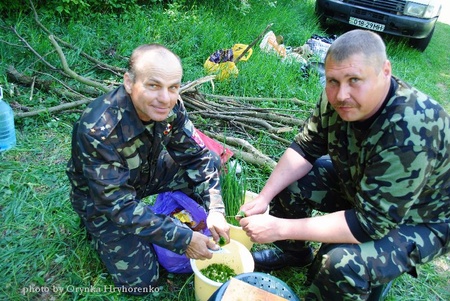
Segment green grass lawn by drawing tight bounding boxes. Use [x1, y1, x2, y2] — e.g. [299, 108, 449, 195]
[1, 0, 449, 300]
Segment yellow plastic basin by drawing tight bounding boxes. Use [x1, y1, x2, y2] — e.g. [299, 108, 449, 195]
[190, 239, 254, 301]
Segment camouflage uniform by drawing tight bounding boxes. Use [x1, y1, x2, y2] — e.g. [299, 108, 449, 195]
[271, 77, 450, 300]
[66, 85, 224, 293]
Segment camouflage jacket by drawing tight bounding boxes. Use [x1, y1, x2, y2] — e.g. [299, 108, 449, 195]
[295, 77, 450, 240]
[66, 85, 223, 254]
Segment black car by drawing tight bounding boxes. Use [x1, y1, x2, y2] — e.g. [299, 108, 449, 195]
[315, 0, 442, 51]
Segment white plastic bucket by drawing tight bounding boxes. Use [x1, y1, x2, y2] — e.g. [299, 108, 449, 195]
[190, 239, 254, 301]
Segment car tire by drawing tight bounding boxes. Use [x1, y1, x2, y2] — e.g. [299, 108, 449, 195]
[409, 26, 435, 52]
[315, 2, 327, 27]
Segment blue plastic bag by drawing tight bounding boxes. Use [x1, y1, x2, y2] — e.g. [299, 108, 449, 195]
[151, 191, 210, 273]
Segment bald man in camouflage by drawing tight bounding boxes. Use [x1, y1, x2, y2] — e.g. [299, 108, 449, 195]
[239, 29, 450, 300]
[66, 44, 229, 295]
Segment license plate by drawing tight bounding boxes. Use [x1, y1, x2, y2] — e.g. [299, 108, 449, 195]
[349, 17, 385, 32]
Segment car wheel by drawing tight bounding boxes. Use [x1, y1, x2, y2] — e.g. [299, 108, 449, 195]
[409, 26, 435, 52]
[315, 2, 327, 27]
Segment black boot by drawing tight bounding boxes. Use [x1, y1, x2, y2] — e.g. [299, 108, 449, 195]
[252, 247, 314, 271]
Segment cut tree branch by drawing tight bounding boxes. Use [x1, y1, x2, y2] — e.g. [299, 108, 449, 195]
[204, 131, 277, 170]
[234, 23, 273, 63]
[48, 35, 110, 93]
[29, 0, 126, 76]
[15, 98, 94, 118]
[203, 93, 315, 107]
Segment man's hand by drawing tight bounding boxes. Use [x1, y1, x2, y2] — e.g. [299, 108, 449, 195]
[240, 211, 360, 244]
[239, 195, 270, 217]
[207, 211, 230, 245]
[185, 232, 218, 260]
[239, 214, 281, 244]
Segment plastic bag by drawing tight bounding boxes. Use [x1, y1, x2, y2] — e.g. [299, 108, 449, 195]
[195, 129, 233, 165]
[151, 191, 211, 273]
[260, 31, 287, 57]
[305, 34, 337, 63]
[204, 44, 253, 81]
[300, 34, 337, 87]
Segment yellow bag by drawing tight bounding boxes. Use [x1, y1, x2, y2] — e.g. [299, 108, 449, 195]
[204, 44, 253, 80]
[232, 43, 253, 62]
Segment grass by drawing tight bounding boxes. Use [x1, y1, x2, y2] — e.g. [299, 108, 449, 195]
[1, 0, 449, 300]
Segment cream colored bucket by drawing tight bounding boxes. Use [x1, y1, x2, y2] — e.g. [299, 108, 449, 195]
[190, 239, 254, 301]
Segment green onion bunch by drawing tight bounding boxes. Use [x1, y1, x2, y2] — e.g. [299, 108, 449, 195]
[220, 160, 247, 226]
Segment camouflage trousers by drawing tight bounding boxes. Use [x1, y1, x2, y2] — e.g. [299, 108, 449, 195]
[80, 151, 220, 295]
[270, 156, 450, 301]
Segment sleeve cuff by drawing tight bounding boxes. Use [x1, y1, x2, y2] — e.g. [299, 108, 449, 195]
[344, 209, 371, 243]
[289, 142, 316, 165]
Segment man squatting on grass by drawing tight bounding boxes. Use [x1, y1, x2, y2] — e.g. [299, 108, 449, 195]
[66, 44, 230, 295]
[240, 29, 450, 300]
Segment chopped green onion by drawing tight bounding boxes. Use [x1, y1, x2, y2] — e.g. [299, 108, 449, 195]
[218, 236, 226, 246]
[200, 263, 237, 283]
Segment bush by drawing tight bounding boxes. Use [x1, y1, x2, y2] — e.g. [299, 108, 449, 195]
[0, 0, 146, 17]
[0, 0, 259, 18]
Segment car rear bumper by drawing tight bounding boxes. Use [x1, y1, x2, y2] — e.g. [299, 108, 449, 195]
[316, 0, 438, 39]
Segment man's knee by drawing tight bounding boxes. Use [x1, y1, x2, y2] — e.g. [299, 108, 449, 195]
[93, 231, 160, 295]
[309, 245, 371, 297]
[111, 266, 160, 296]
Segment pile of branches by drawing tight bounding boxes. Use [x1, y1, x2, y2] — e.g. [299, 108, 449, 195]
[181, 89, 311, 169]
[4, 0, 315, 170]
